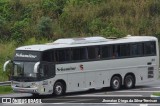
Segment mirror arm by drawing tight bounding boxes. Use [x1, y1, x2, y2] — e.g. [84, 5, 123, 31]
[3, 60, 11, 72]
[34, 62, 40, 73]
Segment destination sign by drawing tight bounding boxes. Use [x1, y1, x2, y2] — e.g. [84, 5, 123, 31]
[13, 50, 41, 61]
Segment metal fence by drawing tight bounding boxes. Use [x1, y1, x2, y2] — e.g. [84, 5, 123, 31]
[0, 81, 11, 86]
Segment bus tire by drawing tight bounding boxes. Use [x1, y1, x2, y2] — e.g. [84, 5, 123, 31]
[110, 76, 121, 90]
[124, 75, 135, 89]
[53, 82, 65, 96]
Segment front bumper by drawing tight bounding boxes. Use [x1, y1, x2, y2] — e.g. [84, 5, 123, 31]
[12, 86, 39, 94]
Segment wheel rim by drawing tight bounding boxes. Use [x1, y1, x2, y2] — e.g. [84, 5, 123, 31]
[126, 77, 132, 87]
[55, 85, 62, 95]
[113, 79, 119, 89]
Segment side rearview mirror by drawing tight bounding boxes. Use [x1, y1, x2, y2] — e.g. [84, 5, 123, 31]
[3, 60, 11, 72]
[34, 62, 40, 73]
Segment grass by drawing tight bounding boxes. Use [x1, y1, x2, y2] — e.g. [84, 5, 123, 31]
[153, 92, 160, 96]
[0, 86, 13, 94]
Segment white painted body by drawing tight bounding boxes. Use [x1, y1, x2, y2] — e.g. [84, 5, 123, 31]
[54, 57, 158, 93]
[11, 36, 159, 95]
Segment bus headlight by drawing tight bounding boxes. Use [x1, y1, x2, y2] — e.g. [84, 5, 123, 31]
[36, 85, 44, 93]
[40, 86, 44, 93]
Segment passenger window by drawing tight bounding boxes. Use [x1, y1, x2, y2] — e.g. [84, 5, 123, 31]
[112, 45, 120, 58]
[87, 46, 100, 59]
[101, 45, 113, 58]
[120, 44, 130, 57]
[144, 42, 156, 55]
[42, 50, 54, 62]
[71, 48, 87, 61]
[131, 43, 143, 56]
[55, 49, 71, 62]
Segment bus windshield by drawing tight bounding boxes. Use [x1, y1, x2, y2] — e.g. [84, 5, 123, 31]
[12, 61, 55, 82]
[13, 62, 36, 78]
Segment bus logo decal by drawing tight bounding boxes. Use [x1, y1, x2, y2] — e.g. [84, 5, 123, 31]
[57, 67, 76, 71]
[15, 53, 37, 58]
[80, 64, 84, 71]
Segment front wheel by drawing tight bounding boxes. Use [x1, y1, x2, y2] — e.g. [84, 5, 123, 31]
[110, 76, 121, 90]
[124, 75, 135, 89]
[53, 82, 65, 96]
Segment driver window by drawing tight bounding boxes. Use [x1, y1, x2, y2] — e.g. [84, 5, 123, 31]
[39, 64, 55, 78]
[39, 66, 45, 77]
[13, 64, 23, 76]
[14, 65, 18, 76]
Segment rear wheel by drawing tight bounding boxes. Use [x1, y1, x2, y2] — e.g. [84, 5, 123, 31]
[110, 76, 121, 90]
[124, 75, 135, 89]
[53, 82, 65, 96]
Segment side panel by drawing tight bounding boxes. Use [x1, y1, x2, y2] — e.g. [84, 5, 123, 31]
[85, 71, 96, 88]
[53, 55, 158, 93]
[67, 73, 85, 91]
[55, 64, 86, 92]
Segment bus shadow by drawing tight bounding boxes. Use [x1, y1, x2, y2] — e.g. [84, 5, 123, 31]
[28, 85, 150, 99]
[64, 85, 149, 96]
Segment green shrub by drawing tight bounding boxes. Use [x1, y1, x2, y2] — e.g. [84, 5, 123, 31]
[37, 16, 53, 39]
[149, 1, 160, 16]
[11, 18, 29, 44]
[88, 18, 104, 35]
[0, 16, 6, 38]
[41, 0, 66, 17]
[100, 23, 124, 37]
[0, 41, 16, 81]
[0, 0, 12, 20]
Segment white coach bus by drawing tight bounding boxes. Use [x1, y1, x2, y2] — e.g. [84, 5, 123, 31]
[3, 35, 159, 96]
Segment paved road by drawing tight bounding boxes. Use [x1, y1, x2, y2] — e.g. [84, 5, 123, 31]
[0, 80, 160, 106]
[1, 104, 159, 106]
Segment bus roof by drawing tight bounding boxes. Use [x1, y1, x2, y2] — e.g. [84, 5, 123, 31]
[16, 36, 157, 51]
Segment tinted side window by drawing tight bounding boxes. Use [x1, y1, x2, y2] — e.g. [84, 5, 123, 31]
[113, 45, 120, 58]
[131, 43, 143, 56]
[120, 44, 130, 57]
[101, 45, 113, 58]
[39, 63, 55, 79]
[144, 41, 156, 55]
[71, 48, 87, 61]
[87, 46, 100, 59]
[42, 50, 54, 62]
[55, 49, 71, 62]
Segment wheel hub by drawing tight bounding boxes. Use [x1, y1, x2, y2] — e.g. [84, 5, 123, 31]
[56, 85, 62, 94]
[126, 78, 132, 87]
[113, 79, 119, 88]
